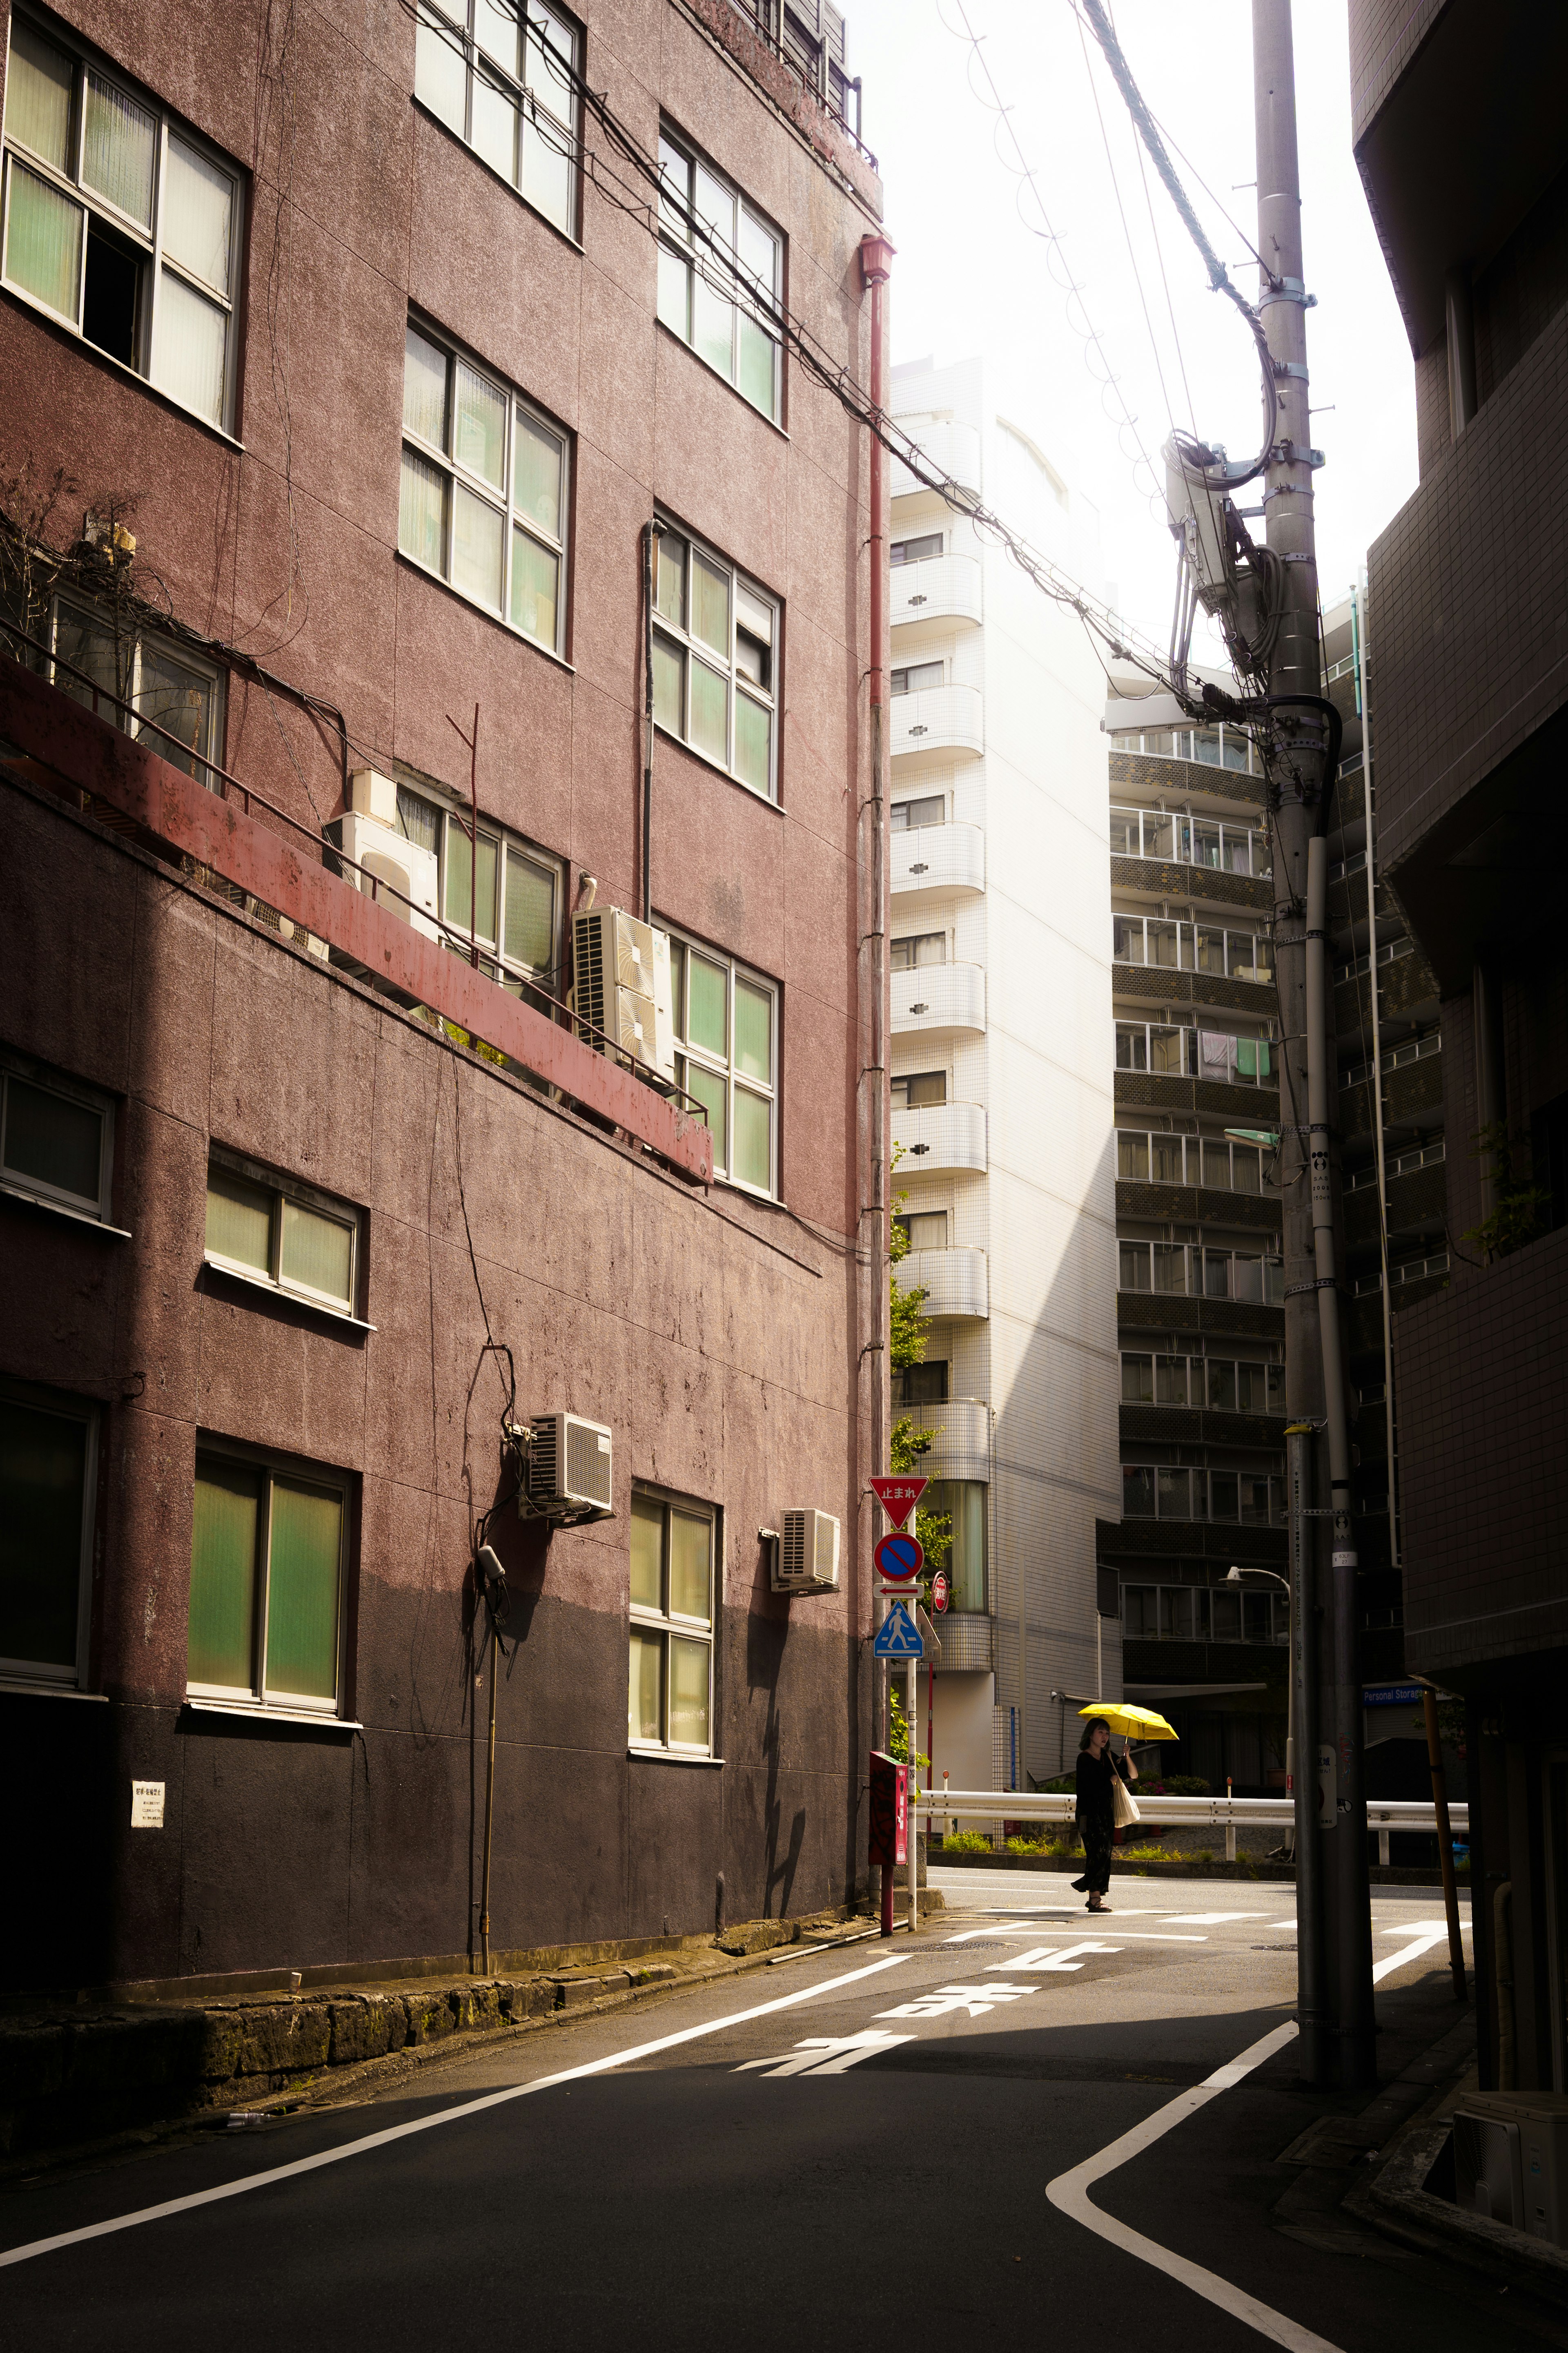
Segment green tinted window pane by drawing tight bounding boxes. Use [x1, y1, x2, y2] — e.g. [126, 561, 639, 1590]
[205, 1168, 273, 1272]
[738, 209, 777, 296]
[510, 529, 558, 648]
[629, 1629, 662, 1741]
[693, 164, 733, 247]
[454, 360, 507, 490]
[668, 940, 686, 1039]
[7, 22, 74, 170]
[669, 1636, 710, 1746]
[188, 1460, 259, 1690]
[657, 243, 689, 336]
[738, 315, 775, 415]
[691, 555, 729, 656]
[630, 1492, 663, 1609]
[513, 412, 562, 535]
[669, 1510, 710, 1621]
[733, 1086, 771, 1191]
[280, 1199, 354, 1306]
[5, 161, 82, 320]
[692, 275, 733, 379]
[163, 136, 233, 298]
[733, 978, 772, 1082]
[403, 324, 448, 446]
[136, 643, 209, 776]
[264, 1480, 341, 1701]
[414, 6, 466, 133]
[0, 1400, 86, 1668]
[445, 827, 498, 941]
[399, 448, 447, 571]
[503, 849, 554, 972]
[4, 1079, 101, 1204]
[521, 114, 571, 232]
[690, 660, 727, 764]
[471, 71, 520, 186]
[82, 71, 155, 229]
[652, 634, 683, 734]
[452, 482, 504, 609]
[734, 692, 771, 796]
[688, 954, 727, 1056]
[656, 533, 686, 627]
[686, 1062, 726, 1168]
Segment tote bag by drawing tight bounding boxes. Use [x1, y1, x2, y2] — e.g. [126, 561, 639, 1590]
[1111, 1769, 1140, 1829]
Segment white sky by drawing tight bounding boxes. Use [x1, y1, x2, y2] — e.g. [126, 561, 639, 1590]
[847, 0, 1417, 661]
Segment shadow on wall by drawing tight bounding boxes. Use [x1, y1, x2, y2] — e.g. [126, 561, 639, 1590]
[747, 1574, 805, 1918]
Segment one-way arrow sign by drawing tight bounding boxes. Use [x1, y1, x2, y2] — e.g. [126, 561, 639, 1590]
[873, 1599, 925, 1659]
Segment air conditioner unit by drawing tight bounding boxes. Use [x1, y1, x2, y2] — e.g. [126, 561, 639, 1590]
[521, 1412, 615, 1523]
[325, 784, 441, 941]
[1455, 2092, 1568, 2242]
[775, 1509, 841, 1594]
[572, 907, 675, 1081]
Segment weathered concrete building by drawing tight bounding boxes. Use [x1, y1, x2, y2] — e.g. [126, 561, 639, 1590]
[0, 0, 887, 1992]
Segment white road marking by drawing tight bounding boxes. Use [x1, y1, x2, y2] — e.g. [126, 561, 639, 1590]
[993, 1943, 1121, 1972]
[1047, 2016, 1339, 2352]
[993, 1933, 1205, 1948]
[877, 1981, 1038, 2020]
[1160, 1911, 1272, 1925]
[0, 1953, 913, 2271]
[734, 2030, 913, 2077]
[1371, 1921, 1469, 1981]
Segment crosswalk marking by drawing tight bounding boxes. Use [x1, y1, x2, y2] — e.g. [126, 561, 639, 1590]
[734, 2031, 914, 2077]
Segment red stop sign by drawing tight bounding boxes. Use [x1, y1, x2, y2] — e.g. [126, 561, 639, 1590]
[931, 1571, 949, 1614]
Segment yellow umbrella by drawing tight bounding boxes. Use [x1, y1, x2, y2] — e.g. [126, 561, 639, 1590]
[1078, 1702, 1178, 1743]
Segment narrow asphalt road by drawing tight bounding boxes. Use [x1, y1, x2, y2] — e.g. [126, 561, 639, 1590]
[4, 1871, 1533, 2353]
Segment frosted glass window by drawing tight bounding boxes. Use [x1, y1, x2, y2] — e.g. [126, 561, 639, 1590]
[669, 937, 776, 1195]
[656, 122, 781, 421]
[630, 1493, 663, 1610]
[414, 0, 580, 235]
[2, 28, 241, 427]
[628, 1631, 662, 1742]
[264, 1481, 342, 1700]
[733, 979, 772, 1083]
[445, 825, 499, 941]
[503, 848, 555, 973]
[204, 1159, 361, 1318]
[188, 1461, 259, 1692]
[414, 7, 466, 135]
[651, 524, 778, 798]
[733, 1087, 771, 1191]
[628, 1487, 716, 1755]
[189, 1454, 347, 1712]
[205, 1168, 273, 1273]
[2, 1075, 105, 1210]
[279, 1199, 354, 1307]
[670, 1512, 711, 1621]
[669, 1639, 710, 1746]
[687, 955, 727, 1057]
[399, 320, 569, 653]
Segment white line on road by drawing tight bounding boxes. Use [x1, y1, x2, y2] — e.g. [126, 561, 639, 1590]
[0, 1954, 913, 2272]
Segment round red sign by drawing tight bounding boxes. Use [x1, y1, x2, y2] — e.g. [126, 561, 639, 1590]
[931, 1570, 949, 1615]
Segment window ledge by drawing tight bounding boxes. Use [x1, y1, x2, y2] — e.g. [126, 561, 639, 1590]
[184, 1699, 361, 1730]
[627, 1746, 725, 1766]
[654, 316, 790, 442]
[653, 717, 783, 810]
[0, 1179, 130, 1237]
[393, 549, 575, 674]
[203, 1255, 374, 1332]
[0, 1678, 108, 1702]
[0, 281, 244, 449]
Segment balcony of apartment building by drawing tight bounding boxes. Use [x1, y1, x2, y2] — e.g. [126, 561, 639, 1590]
[890, 551, 982, 632]
[902, 1245, 988, 1321]
[892, 955, 985, 1039]
[1107, 719, 1265, 801]
[1114, 1126, 1281, 1242]
[1118, 1342, 1285, 1447]
[891, 816, 985, 910]
[1121, 1575, 1288, 1651]
[1112, 912, 1275, 1024]
[891, 680, 984, 763]
[1109, 802, 1272, 920]
[891, 1096, 987, 1173]
[890, 418, 982, 500]
[1114, 1019, 1278, 1126]
[1111, 1464, 1289, 1581]
[1115, 1232, 1284, 1359]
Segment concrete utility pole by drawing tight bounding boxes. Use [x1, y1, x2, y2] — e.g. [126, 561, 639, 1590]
[1253, 0, 1376, 2087]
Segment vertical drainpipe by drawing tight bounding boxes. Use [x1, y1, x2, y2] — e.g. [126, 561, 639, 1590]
[860, 232, 894, 1760]
[1353, 580, 1399, 1566]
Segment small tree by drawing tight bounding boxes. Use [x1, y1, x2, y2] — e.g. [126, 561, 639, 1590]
[889, 1154, 951, 1581]
[1463, 1122, 1547, 1263]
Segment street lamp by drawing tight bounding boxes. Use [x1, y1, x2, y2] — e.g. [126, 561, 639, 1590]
[1227, 1566, 1293, 1847]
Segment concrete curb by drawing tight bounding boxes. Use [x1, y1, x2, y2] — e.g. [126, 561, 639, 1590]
[1345, 2121, 1568, 2306]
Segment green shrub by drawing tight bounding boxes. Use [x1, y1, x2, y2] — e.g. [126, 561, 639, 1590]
[942, 1830, 993, 1854]
[1004, 1835, 1047, 1855]
[1160, 1774, 1211, 1796]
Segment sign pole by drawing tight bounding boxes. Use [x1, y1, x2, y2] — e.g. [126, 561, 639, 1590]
[907, 1655, 918, 1933]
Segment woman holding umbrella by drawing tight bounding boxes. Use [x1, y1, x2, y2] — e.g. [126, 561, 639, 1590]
[1072, 1716, 1138, 1912]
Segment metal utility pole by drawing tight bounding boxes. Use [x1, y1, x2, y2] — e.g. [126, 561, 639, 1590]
[1254, 0, 1376, 2087]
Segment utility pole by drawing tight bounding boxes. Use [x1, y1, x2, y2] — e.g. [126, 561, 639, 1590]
[1254, 0, 1376, 2087]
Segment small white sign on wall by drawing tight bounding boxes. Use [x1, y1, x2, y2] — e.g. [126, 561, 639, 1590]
[130, 1780, 165, 1829]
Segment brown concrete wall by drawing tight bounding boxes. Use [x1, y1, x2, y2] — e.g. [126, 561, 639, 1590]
[0, 0, 883, 1987]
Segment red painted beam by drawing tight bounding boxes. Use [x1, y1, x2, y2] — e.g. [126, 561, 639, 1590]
[0, 653, 713, 1184]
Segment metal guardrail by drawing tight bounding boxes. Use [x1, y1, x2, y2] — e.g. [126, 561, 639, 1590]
[916, 1789, 1469, 1867]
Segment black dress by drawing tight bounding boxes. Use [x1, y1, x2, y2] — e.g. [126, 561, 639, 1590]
[1073, 1747, 1131, 1897]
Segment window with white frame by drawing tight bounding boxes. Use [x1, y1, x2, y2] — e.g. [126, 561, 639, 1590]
[204, 1152, 363, 1321]
[392, 776, 562, 1004]
[891, 532, 942, 567]
[399, 319, 571, 656]
[1, 12, 242, 429]
[894, 1208, 947, 1250]
[891, 930, 945, 972]
[0, 1053, 114, 1225]
[652, 523, 778, 801]
[656, 125, 782, 421]
[628, 1486, 715, 1755]
[42, 596, 223, 781]
[665, 932, 776, 1194]
[0, 1381, 98, 1687]
[187, 1446, 351, 1716]
[891, 793, 944, 830]
[891, 660, 943, 696]
[414, 0, 580, 239]
[891, 1069, 946, 1109]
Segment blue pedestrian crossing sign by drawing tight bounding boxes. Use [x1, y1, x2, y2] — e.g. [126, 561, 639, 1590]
[873, 1600, 924, 1659]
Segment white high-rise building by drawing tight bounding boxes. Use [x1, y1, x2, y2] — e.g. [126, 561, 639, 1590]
[888, 355, 1121, 1795]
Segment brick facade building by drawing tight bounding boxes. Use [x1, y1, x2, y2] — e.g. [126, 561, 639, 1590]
[0, 0, 887, 1992]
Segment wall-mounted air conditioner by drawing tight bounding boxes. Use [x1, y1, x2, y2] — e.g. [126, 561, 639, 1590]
[774, 1509, 841, 1594]
[519, 1412, 615, 1523]
[572, 907, 675, 1082]
[325, 769, 440, 939]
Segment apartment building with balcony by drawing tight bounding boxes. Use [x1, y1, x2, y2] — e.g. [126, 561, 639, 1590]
[886, 355, 1118, 1795]
[0, 0, 884, 1992]
[1349, 0, 1568, 2095]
